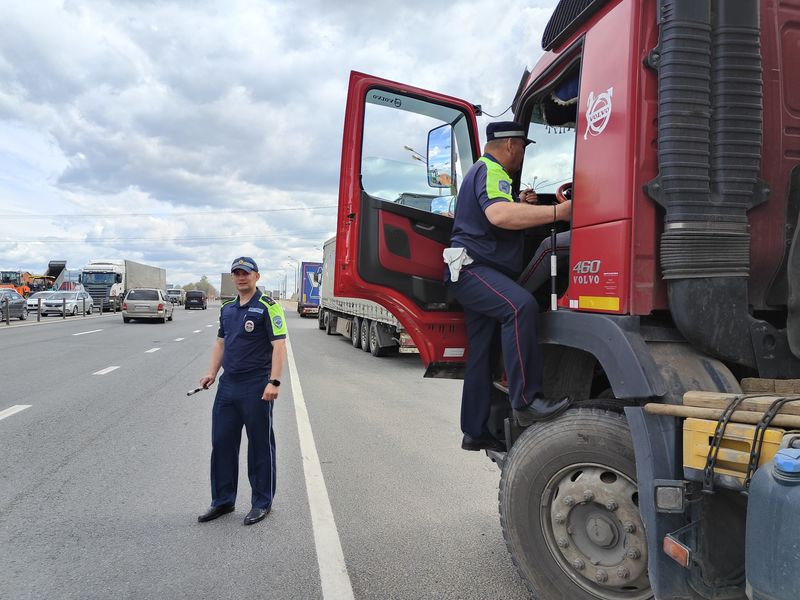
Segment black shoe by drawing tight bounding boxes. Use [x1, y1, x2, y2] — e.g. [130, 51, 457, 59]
[514, 396, 571, 427]
[197, 504, 235, 523]
[243, 506, 270, 526]
[462, 433, 504, 452]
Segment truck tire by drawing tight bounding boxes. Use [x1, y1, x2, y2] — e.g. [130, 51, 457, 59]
[499, 408, 651, 600]
[360, 319, 370, 352]
[369, 320, 390, 357]
[351, 317, 361, 348]
[325, 311, 336, 335]
[318, 309, 326, 330]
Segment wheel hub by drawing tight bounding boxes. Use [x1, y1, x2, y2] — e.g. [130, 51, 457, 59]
[545, 464, 649, 598]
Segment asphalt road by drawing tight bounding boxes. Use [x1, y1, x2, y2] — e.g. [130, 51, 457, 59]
[0, 304, 529, 599]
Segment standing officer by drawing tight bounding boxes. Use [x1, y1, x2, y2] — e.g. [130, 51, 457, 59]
[197, 257, 287, 525]
[445, 122, 572, 452]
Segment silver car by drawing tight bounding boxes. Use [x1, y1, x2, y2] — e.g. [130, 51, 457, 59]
[41, 291, 94, 316]
[26, 291, 56, 313]
[122, 288, 174, 323]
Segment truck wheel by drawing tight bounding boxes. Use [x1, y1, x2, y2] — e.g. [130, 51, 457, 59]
[351, 317, 361, 348]
[369, 320, 389, 357]
[499, 408, 651, 600]
[325, 311, 336, 335]
[359, 319, 370, 352]
[318, 309, 326, 330]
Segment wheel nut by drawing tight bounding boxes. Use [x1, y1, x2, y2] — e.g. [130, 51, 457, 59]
[626, 547, 641, 560]
[557, 537, 569, 548]
[572, 559, 585, 570]
[623, 521, 637, 534]
[617, 567, 630, 580]
[595, 570, 608, 583]
[605, 500, 618, 511]
[583, 490, 595, 502]
[563, 496, 575, 507]
[554, 512, 566, 524]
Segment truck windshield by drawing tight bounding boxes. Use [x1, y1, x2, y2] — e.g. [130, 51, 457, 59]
[83, 272, 116, 285]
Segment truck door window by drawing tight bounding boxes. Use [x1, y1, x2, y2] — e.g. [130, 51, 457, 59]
[519, 76, 578, 196]
[361, 89, 475, 217]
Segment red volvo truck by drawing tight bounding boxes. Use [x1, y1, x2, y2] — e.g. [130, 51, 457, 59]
[334, 1, 800, 599]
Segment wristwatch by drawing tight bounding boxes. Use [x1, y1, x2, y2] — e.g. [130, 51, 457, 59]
[268, 379, 281, 387]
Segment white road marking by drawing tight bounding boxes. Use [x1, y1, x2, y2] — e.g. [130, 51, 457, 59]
[145, 348, 161, 353]
[205, 324, 214, 328]
[0, 405, 32, 422]
[285, 336, 355, 600]
[93, 366, 120, 375]
[193, 330, 201, 333]
[72, 329, 103, 336]
[174, 338, 185, 342]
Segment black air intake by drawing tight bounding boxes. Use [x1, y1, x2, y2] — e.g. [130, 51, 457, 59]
[651, 0, 799, 376]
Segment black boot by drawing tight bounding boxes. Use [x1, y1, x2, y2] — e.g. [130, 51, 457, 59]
[514, 396, 571, 427]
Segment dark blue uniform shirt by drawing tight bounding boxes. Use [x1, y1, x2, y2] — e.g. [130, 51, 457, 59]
[217, 291, 287, 375]
[450, 153, 524, 278]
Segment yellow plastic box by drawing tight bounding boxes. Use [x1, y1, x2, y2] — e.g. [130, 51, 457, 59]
[682, 418, 785, 489]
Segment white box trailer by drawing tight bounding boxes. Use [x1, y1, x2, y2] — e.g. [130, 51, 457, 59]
[318, 236, 417, 356]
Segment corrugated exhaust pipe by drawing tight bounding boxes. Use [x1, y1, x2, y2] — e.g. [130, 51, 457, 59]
[649, 0, 799, 377]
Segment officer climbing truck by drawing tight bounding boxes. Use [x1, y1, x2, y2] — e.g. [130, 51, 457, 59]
[334, 1, 800, 599]
[296, 261, 322, 317]
[82, 259, 166, 311]
[319, 237, 417, 357]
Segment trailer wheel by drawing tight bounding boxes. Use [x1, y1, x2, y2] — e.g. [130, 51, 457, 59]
[351, 317, 361, 348]
[325, 311, 336, 335]
[359, 319, 370, 352]
[499, 408, 651, 600]
[318, 309, 326, 330]
[369, 320, 390, 357]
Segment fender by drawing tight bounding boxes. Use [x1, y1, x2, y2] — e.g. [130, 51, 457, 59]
[538, 311, 666, 398]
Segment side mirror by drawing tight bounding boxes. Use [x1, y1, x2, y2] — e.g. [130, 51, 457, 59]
[427, 124, 454, 189]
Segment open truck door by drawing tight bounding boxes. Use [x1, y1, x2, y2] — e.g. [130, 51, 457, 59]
[335, 71, 481, 376]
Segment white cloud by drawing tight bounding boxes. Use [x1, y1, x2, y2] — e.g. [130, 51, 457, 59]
[0, 0, 558, 286]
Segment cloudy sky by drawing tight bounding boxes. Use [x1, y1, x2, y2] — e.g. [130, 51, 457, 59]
[0, 0, 558, 292]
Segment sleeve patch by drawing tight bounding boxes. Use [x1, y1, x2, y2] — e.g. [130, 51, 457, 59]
[498, 180, 511, 194]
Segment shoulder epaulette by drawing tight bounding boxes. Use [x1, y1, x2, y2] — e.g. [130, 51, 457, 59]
[221, 298, 236, 309]
[258, 295, 275, 306]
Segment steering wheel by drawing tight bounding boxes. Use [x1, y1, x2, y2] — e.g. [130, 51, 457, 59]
[556, 182, 572, 204]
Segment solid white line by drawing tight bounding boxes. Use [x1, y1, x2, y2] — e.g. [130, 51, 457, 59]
[72, 329, 103, 336]
[193, 330, 201, 333]
[145, 348, 160, 353]
[174, 338, 185, 342]
[285, 336, 355, 600]
[93, 366, 120, 375]
[0, 405, 32, 422]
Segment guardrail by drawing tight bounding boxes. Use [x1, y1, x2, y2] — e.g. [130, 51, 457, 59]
[2, 296, 114, 326]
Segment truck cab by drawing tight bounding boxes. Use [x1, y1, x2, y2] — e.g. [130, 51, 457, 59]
[334, 1, 800, 599]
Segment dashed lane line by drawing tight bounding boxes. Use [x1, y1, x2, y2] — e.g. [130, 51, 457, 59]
[285, 335, 355, 600]
[174, 338, 185, 342]
[72, 329, 103, 336]
[193, 330, 201, 333]
[93, 366, 120, 375]
[0, 405, 32, 422]
[205, 324, 214, 328]
[145, 348, 161, 353]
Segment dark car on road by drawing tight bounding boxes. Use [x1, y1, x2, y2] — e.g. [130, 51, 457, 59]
[185, 290, 208, 310]
[0, 288, 28, 321]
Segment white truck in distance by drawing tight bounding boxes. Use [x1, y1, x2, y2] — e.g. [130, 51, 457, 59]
[82, 259, 167, 311]
[219, 272, 236, 303]
[318, 236, 417, 357]
[166, 288, 185, 305]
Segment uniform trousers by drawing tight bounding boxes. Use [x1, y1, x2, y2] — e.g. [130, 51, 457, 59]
[210, 370, 276, 510]
[449, 264, 543, 438]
